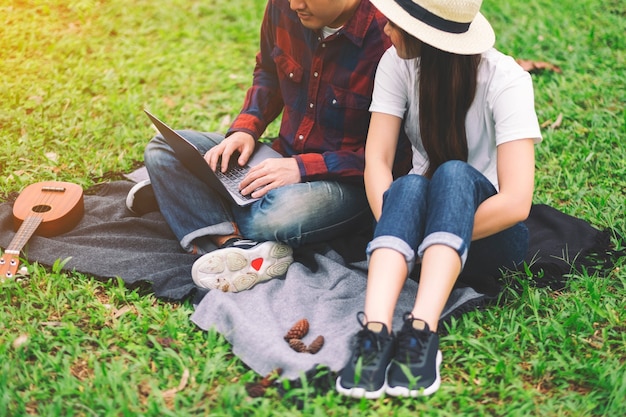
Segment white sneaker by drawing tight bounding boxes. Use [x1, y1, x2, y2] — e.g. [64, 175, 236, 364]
[191, 239, 293, 292]
[125, 179, 158, 215]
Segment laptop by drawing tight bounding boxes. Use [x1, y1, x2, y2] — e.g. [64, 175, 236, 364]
[144, 110, 282, 206]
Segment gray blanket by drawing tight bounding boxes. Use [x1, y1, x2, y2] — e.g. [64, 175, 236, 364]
[191, 253, 488, 379]
[0, 180, 492, 379]
[0, 181, 198, 300]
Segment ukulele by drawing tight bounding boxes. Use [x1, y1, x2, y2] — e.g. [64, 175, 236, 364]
[0, 181, 84, 279]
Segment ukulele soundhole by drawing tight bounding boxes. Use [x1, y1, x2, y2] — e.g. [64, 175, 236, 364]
[32, 204, 52, 213]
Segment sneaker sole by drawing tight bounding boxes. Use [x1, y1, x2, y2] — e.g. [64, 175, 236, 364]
[335, 376, 387, 399]
[385, 350, 442, 397]
[191, 241, 293, 292]
[125, 179, 158, 215]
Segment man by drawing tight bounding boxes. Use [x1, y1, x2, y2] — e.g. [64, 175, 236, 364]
[127, 0, 396, 293]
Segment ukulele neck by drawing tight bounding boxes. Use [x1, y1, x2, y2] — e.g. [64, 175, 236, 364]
[6, 216, 44, 254]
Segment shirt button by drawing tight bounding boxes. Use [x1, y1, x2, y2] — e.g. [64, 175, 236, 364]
[332, 99, 337, 105]
[313, 72, 319, 77]
[289, 72, 294, 78]
[298, 135, 304, 140]
[321, 43, 326, 48]
[309, 103, 314, 108]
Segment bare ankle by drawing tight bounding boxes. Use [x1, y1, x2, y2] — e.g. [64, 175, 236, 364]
[213, 234, 242, 248]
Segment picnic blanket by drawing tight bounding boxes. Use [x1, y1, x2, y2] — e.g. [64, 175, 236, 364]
[0, 181, 197, 300]
[1, 179, 621, 380]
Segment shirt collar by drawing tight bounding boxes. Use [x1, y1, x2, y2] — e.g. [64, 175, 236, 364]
[326, 0, 377, 47]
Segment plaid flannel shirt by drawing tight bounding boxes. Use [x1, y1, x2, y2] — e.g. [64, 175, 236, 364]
[227, 0, 393, 182]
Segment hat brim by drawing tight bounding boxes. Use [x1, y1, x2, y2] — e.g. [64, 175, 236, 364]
[371, 0, 495, 55]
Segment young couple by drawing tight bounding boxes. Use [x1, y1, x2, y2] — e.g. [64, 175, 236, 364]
[129, 0, 541, 398]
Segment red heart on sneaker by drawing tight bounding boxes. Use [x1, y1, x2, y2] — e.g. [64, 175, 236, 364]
[251, 258, 263, 271]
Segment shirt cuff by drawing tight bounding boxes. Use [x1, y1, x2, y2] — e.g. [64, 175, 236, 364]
[228, 114, 264, 140]
[294, 153, 327, 180]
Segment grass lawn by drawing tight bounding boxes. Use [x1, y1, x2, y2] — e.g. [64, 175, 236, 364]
[1, 0, 625, 415]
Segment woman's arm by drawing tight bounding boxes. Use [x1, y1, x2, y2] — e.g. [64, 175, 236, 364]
[364, 112, 404, 220]
[472, 138, 536, 240]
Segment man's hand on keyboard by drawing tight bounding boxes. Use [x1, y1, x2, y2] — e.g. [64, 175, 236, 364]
[239, 158, 300, 198]
[204, 131, 255, 172]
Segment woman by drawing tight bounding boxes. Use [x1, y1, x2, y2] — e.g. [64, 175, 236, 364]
[336, 0, 542, 399]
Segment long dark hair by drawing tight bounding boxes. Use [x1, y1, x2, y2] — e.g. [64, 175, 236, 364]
[404, 33, 481, 178]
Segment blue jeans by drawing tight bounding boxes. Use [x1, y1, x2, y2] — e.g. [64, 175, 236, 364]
[143, 131, 371, 252]
[367, 161, 528, 280]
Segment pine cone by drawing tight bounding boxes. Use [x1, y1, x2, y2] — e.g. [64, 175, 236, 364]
[245, 382, 266, 398]
[283, 318, 309, 341]
[288, 338, 308, 353]
[260, 368, 283, 388]
[307, 335, 325, 354]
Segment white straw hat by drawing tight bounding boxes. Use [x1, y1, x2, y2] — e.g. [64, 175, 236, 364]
[370, 0, 495, 55]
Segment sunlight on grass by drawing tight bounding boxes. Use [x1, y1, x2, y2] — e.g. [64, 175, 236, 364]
[1, 0, 625, 415]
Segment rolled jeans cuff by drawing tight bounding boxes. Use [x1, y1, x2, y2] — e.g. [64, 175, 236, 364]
[417, 231, 467, 268]
[366, 235, 417, 274]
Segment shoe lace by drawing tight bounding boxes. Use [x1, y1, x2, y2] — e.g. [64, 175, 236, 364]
[353, 312, 387, 364]
[395, 313, 429, 363]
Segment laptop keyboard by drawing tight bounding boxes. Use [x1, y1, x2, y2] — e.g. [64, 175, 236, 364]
[214, 164, 254, 201]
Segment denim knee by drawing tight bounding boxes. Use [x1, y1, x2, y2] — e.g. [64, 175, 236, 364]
[431, 160, 476, 187]
[387, 173, 429, 197]
[144, 135, 169, 170]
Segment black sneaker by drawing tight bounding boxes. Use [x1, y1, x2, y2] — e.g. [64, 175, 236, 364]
[125, 179, 159, 215]
[386, 314, 442, 397]
[336, 313, 395, 399]
[191, 239, 293, 292]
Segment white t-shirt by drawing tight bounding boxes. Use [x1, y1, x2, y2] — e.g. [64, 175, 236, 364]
[370, 47, 542, 190]
[321, 25, 342, 39]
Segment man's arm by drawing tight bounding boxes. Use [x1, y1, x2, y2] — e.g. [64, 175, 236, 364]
[207, 1, 284, 171]
[293, 149, 366, 183]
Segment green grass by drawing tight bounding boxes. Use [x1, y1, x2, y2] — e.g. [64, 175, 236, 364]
[1, 0, 625, 415]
